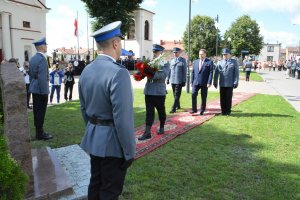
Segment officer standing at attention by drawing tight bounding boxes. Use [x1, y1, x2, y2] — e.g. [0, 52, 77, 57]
[138, 44, 170, 140]
[79, 21, 136, 199]
[213, 48, 239, 115]
[29, 37, 53, 140]
[190, 49, 214, 115]
[244, 57, 252, 82]
[167, 47, 187, 113]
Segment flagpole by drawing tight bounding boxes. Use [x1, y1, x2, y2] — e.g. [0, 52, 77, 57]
[77, 11, 80, 60]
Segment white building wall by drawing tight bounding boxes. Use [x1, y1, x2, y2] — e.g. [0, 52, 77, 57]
[0, 0, 47, 65]
[258, 43, 281, 62]
[124, 8, 154, 60]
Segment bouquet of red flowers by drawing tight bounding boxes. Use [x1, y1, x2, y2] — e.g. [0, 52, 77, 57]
[133, 54, 167, 81]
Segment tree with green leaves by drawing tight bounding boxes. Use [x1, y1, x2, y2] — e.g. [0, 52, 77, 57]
[224, 15, 263, 57]
[81, 0, 143, 34]
[183, 15, 219, 61]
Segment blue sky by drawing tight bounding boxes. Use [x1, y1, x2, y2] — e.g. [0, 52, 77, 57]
[46, 0, 300, 53]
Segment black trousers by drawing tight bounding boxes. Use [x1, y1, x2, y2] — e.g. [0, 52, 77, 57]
[245, 71, 251, 81]
[220, 87, 233, 114]
[88, 155, 127, 200]
[171, 84, 182, 110]
[191, 85, 208, 113]
[64, 82, 74, 100]
[145, 95, 166, 126]
[26, 83, 31, 107]
[32, 93, 48, 134]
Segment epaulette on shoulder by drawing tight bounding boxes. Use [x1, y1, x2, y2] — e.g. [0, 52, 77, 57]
[113, 61, 125, 68]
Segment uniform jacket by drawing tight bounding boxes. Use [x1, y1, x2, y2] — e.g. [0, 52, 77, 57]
[79, 55, 136, 160]
[29, 53, 49, 94]
[144, 61, 170, 96]
[214, 58, 239, 87]
[167, 57, 187, 84]
[191, 58, 214, 86]
[244, 61, 252, 72]
[291, 61, 297, 70]
[296, 62, 300, 70]
[49, 70, 64, 85]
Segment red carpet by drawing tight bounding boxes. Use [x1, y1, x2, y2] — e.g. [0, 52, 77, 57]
[135, 92, 256, 159]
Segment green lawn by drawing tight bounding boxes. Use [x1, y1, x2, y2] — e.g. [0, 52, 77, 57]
[29, 89, 219, 148]
[28, 90, 300, 199]
[239, 70, 264, 82]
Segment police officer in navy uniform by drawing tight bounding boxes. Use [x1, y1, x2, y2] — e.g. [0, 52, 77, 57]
[167, 47, 187, 113]
[138, 44, 170, 140]
[79, 21, 136, 199]
[191, 49, 214, 115]
[29, 37, 53, 140]
[213, 48, 239, 115]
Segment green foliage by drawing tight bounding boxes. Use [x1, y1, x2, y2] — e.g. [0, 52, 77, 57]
[224, 15, 263, 56]
[239, 71, 264, 82]
[81, 0, 143, 33]
[0, 128, 28, 200]
[183, 15, 219, 60]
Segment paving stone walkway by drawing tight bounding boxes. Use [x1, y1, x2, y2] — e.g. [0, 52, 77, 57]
[53, 145, 90, 200]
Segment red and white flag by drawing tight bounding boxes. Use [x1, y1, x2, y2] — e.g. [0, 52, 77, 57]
[74, 19, 78, 36]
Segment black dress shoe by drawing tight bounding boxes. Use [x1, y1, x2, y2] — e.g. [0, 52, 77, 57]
[157, 128, 164, 135]
[200, 111, 204, 115]
[36, 132, 53, 140]
[169, 110, 176, 114]
[177, 106, 181, 109]
[189, 111, 197, 114]
[138, 134, 151, 141]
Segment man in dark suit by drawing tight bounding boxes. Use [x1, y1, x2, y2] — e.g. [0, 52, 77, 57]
[190, 49, 214, 115]
[213, 48, 239, 115]
[29, 37, 53, 140]
[167, 47, 187, 113]
[79, 21, 136, 199]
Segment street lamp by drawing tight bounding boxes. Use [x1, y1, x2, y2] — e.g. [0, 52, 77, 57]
[215, 15, 219, 57]
[227, 37, 232, 49]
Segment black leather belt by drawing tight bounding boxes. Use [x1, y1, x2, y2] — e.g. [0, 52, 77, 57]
[147, 79, 165, 83]
[89, 118, 115, 126]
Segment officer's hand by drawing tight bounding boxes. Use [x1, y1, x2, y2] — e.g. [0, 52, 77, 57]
[166, 80, 169, 84]
[181, 82, 186, 87]
[213, 83, 218, 89]
[120, 158, 134, 170]
[207, 84, 211, 88]
[233, 84, 238, 89]
[144, 67, 155, 75]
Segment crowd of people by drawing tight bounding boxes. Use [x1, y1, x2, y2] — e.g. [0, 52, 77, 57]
[243, 59, 300, 80]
